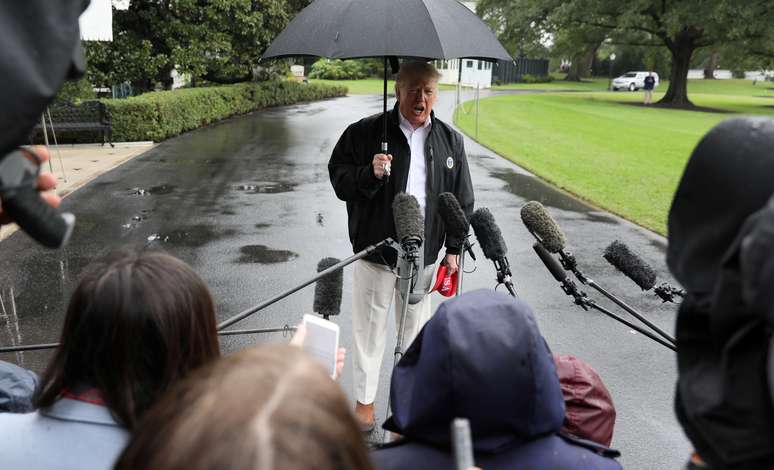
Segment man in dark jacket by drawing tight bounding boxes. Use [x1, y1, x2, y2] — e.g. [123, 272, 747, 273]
[329, 61, 473, 430]
[667, 117, 774, 469]
[371, 290, 622, 469]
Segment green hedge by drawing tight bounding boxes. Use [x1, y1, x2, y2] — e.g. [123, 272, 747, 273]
[102, 81, 346, 142]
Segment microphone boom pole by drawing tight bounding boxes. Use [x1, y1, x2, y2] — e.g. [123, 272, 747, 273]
[217, 239, 394, 330]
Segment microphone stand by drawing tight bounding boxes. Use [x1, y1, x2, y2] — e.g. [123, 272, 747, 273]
[455, 235, 475, 297]
[393, 243, 419, 362]
[555, 247, 675, 346]
[217, 238, 394, 330]
[0, 326, 301, 354]
[495, 257, 517, 298]
[384, 240, 420, 441]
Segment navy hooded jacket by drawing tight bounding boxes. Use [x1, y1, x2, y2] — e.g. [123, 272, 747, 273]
[371, 290, 622, 469]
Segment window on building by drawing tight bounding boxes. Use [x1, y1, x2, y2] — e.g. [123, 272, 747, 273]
[477, 61, 482, 70]
[466, 60, 473, 68]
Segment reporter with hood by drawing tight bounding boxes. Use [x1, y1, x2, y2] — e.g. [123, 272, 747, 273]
[371, 290, 622, 469]
[667, 117, 774, 469]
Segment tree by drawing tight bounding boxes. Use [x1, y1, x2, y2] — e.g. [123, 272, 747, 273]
[86, 0, 297, 92]
[551, 0, 773, 105]
[478, 0, 773, 106]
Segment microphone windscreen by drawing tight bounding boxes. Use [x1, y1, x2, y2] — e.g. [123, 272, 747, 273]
[313, 257, 342, 317]
[520, 201, 566, 253]
[470, 208, 507, 260]
[603, 241, 657, 291]
[393, 193, 424, 243]
[437, 192, 469, 239]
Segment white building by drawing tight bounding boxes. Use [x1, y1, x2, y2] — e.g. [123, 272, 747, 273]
[434, 1, 495, 89]
[435, 58, 493, 88]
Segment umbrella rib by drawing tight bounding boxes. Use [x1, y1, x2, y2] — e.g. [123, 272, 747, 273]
[418, 0, 447, 59]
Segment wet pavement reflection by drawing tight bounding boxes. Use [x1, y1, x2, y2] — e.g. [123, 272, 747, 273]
[0, 92, 688, 468]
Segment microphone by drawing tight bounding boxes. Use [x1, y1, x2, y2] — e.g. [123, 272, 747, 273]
[392, 193, 424, 256]
[313, 257, 343, 320]
[532, 242, 676, 351]
[533, 242, 590, 309]
[437, 192, 476, 261]
[470, 207, 516, 296]
[520, 201, 566, 253]
[521, 201, 676, 345]
[0, 149, 75, 248]
[392, 193, 424, 304]
[603, 241, 685, 303]
[520, 201, 583, 280]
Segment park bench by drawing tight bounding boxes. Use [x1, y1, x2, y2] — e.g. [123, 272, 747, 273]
[32, 101, 113, 147]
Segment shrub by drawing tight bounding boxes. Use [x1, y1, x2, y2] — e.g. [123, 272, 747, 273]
[520, 74, 553, 84]
[309, 59, 371, 80]
[99, 81, 346, 142]
[54, 77, 97, 104]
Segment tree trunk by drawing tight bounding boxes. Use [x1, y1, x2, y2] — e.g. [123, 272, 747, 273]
[579, 45, 598, 79]
[660, 36, 696, 106]
[703, 50, 718, 79]
[565, 52, 583, 81]
[566, 44, 597, 81]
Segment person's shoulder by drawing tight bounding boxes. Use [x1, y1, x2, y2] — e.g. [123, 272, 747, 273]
[341, 112, 383, 136]
[430, 117, 463, 143]
[371, 440, 452, 470]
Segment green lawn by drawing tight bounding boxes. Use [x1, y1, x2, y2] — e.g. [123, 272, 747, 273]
[455, 83, 774, 235]
[493, 78, 610, 92]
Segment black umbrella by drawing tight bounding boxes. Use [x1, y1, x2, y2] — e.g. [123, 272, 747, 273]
[261, 0, 511, 153]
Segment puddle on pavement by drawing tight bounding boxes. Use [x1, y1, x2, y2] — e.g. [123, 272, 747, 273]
[221, 209, 237, 215]
[487, 169, 590, 213]
[152, 225, 220, 247]
[255, 223, 271, 229]
[236, 245, 298, 264]
[585, 212, 618, 225]
[235, 182, 296, 194]
[148, 184, 176, 195]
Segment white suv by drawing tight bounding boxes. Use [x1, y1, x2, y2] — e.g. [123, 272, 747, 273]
[611, 71, 659, 91]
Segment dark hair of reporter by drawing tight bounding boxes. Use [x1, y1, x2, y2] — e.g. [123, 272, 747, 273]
[34, 248, 220, 430]
[115, 345, 374, 470]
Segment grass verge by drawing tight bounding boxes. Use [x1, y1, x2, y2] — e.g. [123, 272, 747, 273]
[455, 84, 774, 235]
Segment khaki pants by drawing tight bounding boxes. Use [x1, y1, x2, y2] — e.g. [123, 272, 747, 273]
[352, 259, 435, 404]
[644, 89, 653, 104]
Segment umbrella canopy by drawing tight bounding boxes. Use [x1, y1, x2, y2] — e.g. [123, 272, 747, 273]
[262, 0, 511, 62]
[262, 0, 511, 151]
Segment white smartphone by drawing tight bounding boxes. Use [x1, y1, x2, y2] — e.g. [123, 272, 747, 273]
[301, 314, 340, 378]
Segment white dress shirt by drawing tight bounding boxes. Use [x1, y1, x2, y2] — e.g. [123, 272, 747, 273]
[398, 111, 431, 215]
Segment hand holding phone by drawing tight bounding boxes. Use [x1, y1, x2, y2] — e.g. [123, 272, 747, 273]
[300, 314, 340, 378]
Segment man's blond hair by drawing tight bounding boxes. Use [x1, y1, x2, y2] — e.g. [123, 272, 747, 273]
[395, 61, 441, 91]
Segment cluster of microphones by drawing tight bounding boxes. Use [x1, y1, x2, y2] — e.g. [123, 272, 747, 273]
[389, 192, 683, 351]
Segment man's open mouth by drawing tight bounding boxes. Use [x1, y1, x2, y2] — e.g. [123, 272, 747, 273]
[413, 105, 425, 115]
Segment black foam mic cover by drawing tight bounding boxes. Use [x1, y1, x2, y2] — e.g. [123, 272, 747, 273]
[392, 193, 424, 244]
[313, 257, 343, 317]
[520, 201, 566, 254]
[603, 241, 657, 291]
[470, 208, 507, 261]
[438, 192, 469, 239]
[533, 242, 567, 282]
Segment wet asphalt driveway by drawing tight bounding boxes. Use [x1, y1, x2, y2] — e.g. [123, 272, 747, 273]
[0, 91, 690, 468]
